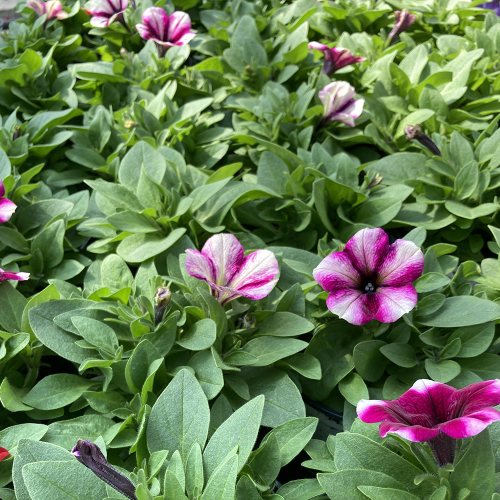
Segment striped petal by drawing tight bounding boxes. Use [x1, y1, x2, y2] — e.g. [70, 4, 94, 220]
[377, 239, 424, 286]
[167, 11, 192, 44]
[313, 251, 360, 292]
[141, 7, 169, 41]
[344, 228, 389, 275]
[185, 249, 216, 284]
[373, 284, 418, 323]
[326, 288, 372, 325]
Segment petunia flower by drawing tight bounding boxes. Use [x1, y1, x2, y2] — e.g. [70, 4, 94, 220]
[84, 0, 128, 27]
[0, 448, 8, 461]
[72, 439, 137, 500]
[136, 8, 195, 57]
[0, 179, 16, 224]
[313, 228, 423, 325]
[319, 81, 364, 127]
[185, 233, 279, 306]
[0, 268, 30, 282]
[357, 379, 500, 466]
[308, 42, 366, 76]
[388, 10, 417, 45]
[26, 0, 68, 20]
[479, 1, 500, 15]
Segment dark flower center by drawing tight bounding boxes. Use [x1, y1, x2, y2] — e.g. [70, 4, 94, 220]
[360, 273, 378, 294]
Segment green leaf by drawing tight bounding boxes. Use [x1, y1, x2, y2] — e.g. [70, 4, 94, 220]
[177, 318, 216, 350]
[0, 282, 28, 333]
[365, 153, 426, 185]
[395, 109, 435, 138]
[256, 312, 314, 337]
[72, 317, 118, 353]
[358, 486, 420, 500]
[107, 211, 158, 233]
[203, 395, 264, 478]
[276, 478, 324, 500]
[449, 323, 495, 358]
[379, 344, 417, 368]
[125, 339, 162, 393]
[241, 337, 308, 366]
[459, 354, 500, 380]
[280, 353, 322, 380]
[353, 340, 388, 383]
[425, 359, 461, 383]
[339, 373, 369, 406]
[185, 444, 203, 499]
[454, 162, 479, 201]
[0, 424, 47, 456]
[188, 350, 224, 400]
[147, 369, 210, 461]
[414, 273, 450, 293]
[200, 451, 238, 500]
[22, 374, 92, 410]
[417, 296, 500, 327]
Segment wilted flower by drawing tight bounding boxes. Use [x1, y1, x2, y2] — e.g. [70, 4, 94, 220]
[0, 448, 8, 461]
[308, 42, 366, 76]
[185, 233, 279, 306]
[313, 228, 424, 325]
[0, 268, 30, 282]
[480, 1, 500, 15]
[84, 0, 127, 27]
[319, 82, 364, 127]
[154, 286, 171, 325]
[388, 10, 417, 45]
[26, 0, 68, 20]
[405, 125, 442, 157]
[0, 179, 16, 224]
[136, 8, 195, 56]
[72, 439, 137, 500]
[357, 379, 500, 466]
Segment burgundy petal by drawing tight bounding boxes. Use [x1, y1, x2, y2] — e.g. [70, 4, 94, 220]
[313, 251, 361, 292]
[377, 239, 424, 287]
[373, 284, 418, 323]
[344, 228, 389, 276]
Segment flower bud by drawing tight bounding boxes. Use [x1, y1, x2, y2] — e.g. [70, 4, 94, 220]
[72, 439, 137, 500]
[154, 286, 171, 325]
[388, 10, 417, 45]
[405, 125, 441, 157]
[124, 120, 138, 129]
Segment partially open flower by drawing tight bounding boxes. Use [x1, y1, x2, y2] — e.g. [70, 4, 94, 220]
[308, 42, 366, 76]
[0, 448, 8, 461]
[26, 0, 68, 20]
[0, 180, 16, 224]
[72, 439, 137, 500]
[319, 81, 364, 127]
[357, 379, 500, 466]
[185, 234, 279, 306]
[388, 10, 417, 45]
[84, 0, 127, 28]
[136, 8, 195, 56]
[0, 268, 29, 282]
[313, 228, 423, 325]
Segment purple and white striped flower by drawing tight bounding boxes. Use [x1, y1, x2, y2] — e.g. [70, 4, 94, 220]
[388, 10, 417, 45]
[357, 379, 500, 466]
[136, 8, 195, 56]
[84, 0, 127, 28]
[185, 234, 279, 306]
[0, 180, 17, 224]
[0, 268, 29, 282]
[313, 228, 423, 325]
[319, 81, 364, 127]
[26, 0, 68, 19]
[308, 42, 366, 76]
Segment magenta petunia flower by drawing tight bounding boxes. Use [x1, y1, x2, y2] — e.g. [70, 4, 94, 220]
[0, 179, 17, 224]
[84, 0, 127, 27]
[136, 8, 195, 56]
[308, 42, 366, 76]
[26, 0, 68, 19]
[388, 10, 417, 45]
[0, 448, 8, 461]
[185, 233, 279, 306]
[357, 379, 500, 466]
[319, 81, 365, 127]
[313, 228, 423, 325]
[0, 268, 30, 282]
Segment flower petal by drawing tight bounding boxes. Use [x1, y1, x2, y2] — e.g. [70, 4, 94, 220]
[167, 11, 192, 43]
[326, 288, 372, 325]
[174, 31, 196, 46]
[308, 41, 328, 51]
[453, 379, 500, 417]
[373, 284, 418, 323]
[86, 0, 115, 15]
[45, 0, 63, 18]
[397, 379, 456, 427]
[344, 228, 390, 275]
[380, 421, 439, 442]
[438, 407, 500, 439]
[0, 198, 17, 223]
[90, 15, 110, 26]
[313, 251, 360, 292]
[201, 234, 245, 287]
[377, 239, 424, 286]
[136, 22, 153, 40]
[330, 98, 364, 127]
[27, 0, 46, 16]
[0, 179, 5, 198]
[0, 270, 30, 282]
[228, 249, 279, 298]
[357, 399, 393, 423]
[0, 448, 8, 461]
[142, 7, 169, 42]
[185, 249, 216, 283]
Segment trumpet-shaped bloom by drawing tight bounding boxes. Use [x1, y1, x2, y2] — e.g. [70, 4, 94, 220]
[308, 42, 366, 76]
[388, 10, 417, 44]
[319, 81, 364, 127]
[26, 0, 68, 19]
[357, 379, 500, 465]
[185, 234, 279, 306]
[0, 448, 8, 461]
[136, 8, 195, 52]
[313, 228, 423, 325]
[480, 1, 500, 15]
[72, 440, 137, 500]
[85, 0, 127, 27]
[0, 268, 30, 282]
[0, 180, 16, 224]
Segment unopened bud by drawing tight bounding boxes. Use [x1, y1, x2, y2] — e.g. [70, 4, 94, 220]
[120, 47, 133, 62]
[12, 125, 21, 141]
[368, 173, 383, 189]
[154, 286, 171, 325]
[124, 120, 138, 129]
[405, 125, 441, 157]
